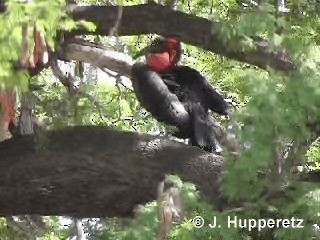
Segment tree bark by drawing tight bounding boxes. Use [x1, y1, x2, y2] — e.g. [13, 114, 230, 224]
[0, 126, 318, 217]
[66, 3, 294, 71]
[58, 38, 134, 78]
[0, 126, 225, 218]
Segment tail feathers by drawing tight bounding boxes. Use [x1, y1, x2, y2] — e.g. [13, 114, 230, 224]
[189, 103, 218, 153]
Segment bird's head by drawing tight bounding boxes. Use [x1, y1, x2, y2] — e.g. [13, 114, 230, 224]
[146, 37, 181, 72]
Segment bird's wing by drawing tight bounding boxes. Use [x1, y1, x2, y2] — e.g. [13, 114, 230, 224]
[131, 63, 189, 126]
[165, 66, 231, 115]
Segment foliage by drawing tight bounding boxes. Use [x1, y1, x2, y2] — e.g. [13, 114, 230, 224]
[0, 0, 320, 239]
[0, 0, 65, 88]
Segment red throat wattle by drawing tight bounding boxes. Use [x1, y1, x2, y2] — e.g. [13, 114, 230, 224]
[147, 52, 172, 72]
[147, 38, 181, 72]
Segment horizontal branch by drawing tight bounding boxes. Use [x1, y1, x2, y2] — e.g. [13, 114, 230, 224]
[67, 3, 294, 71]
[0, 126, 225, 217]
[58, 38, 134, 78]
[0, 126, 318, 217]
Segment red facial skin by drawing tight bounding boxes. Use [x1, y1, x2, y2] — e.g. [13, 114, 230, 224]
[147, 52, 172, 72]
[147, 38, 181, 72]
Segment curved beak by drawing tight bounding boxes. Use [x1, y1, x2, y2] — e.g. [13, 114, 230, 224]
[132, 37, 168, 59]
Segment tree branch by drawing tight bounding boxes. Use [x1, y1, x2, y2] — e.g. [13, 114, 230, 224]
[0, 126, 225, 218]
[66, 3, 294, 71]
[58, 38, 134, 78]
[0, 126, 318, 217]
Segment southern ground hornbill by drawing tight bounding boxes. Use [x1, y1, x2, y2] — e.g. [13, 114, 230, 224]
[131, 37, 231, 152]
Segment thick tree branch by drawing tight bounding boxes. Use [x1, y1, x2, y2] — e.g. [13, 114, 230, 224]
[0, 126, 318, 217]
[67, 4, 294, 71]
[0, 126, 225, 218]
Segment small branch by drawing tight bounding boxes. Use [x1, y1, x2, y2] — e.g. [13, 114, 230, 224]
[50, 55, 108, 122]
[100, 67, 133, 91]
[109, 6, 123, 37]
[71, 218, 85, 240]
[50, 54, 78, 93]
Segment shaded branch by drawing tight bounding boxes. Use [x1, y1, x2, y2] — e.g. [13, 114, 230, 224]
[67, 3, 294, 71]
[0, 126, 318, 218]
[0, 126, 225, 218]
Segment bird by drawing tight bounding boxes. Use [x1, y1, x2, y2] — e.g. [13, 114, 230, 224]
[131, 36, 231, 152]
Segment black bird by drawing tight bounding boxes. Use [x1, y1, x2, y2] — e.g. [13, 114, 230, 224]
[131, 37, 231, 152]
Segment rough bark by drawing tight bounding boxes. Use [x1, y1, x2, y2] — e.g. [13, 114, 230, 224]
[58, 38, 133, 78]
[0, 126, 318, 217]
[66, 3, 294, 71]
[0, 126, 225, 218]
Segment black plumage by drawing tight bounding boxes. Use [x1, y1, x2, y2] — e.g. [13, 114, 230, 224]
[160, 66, 230, 115]
[131, 63, 231, 152]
